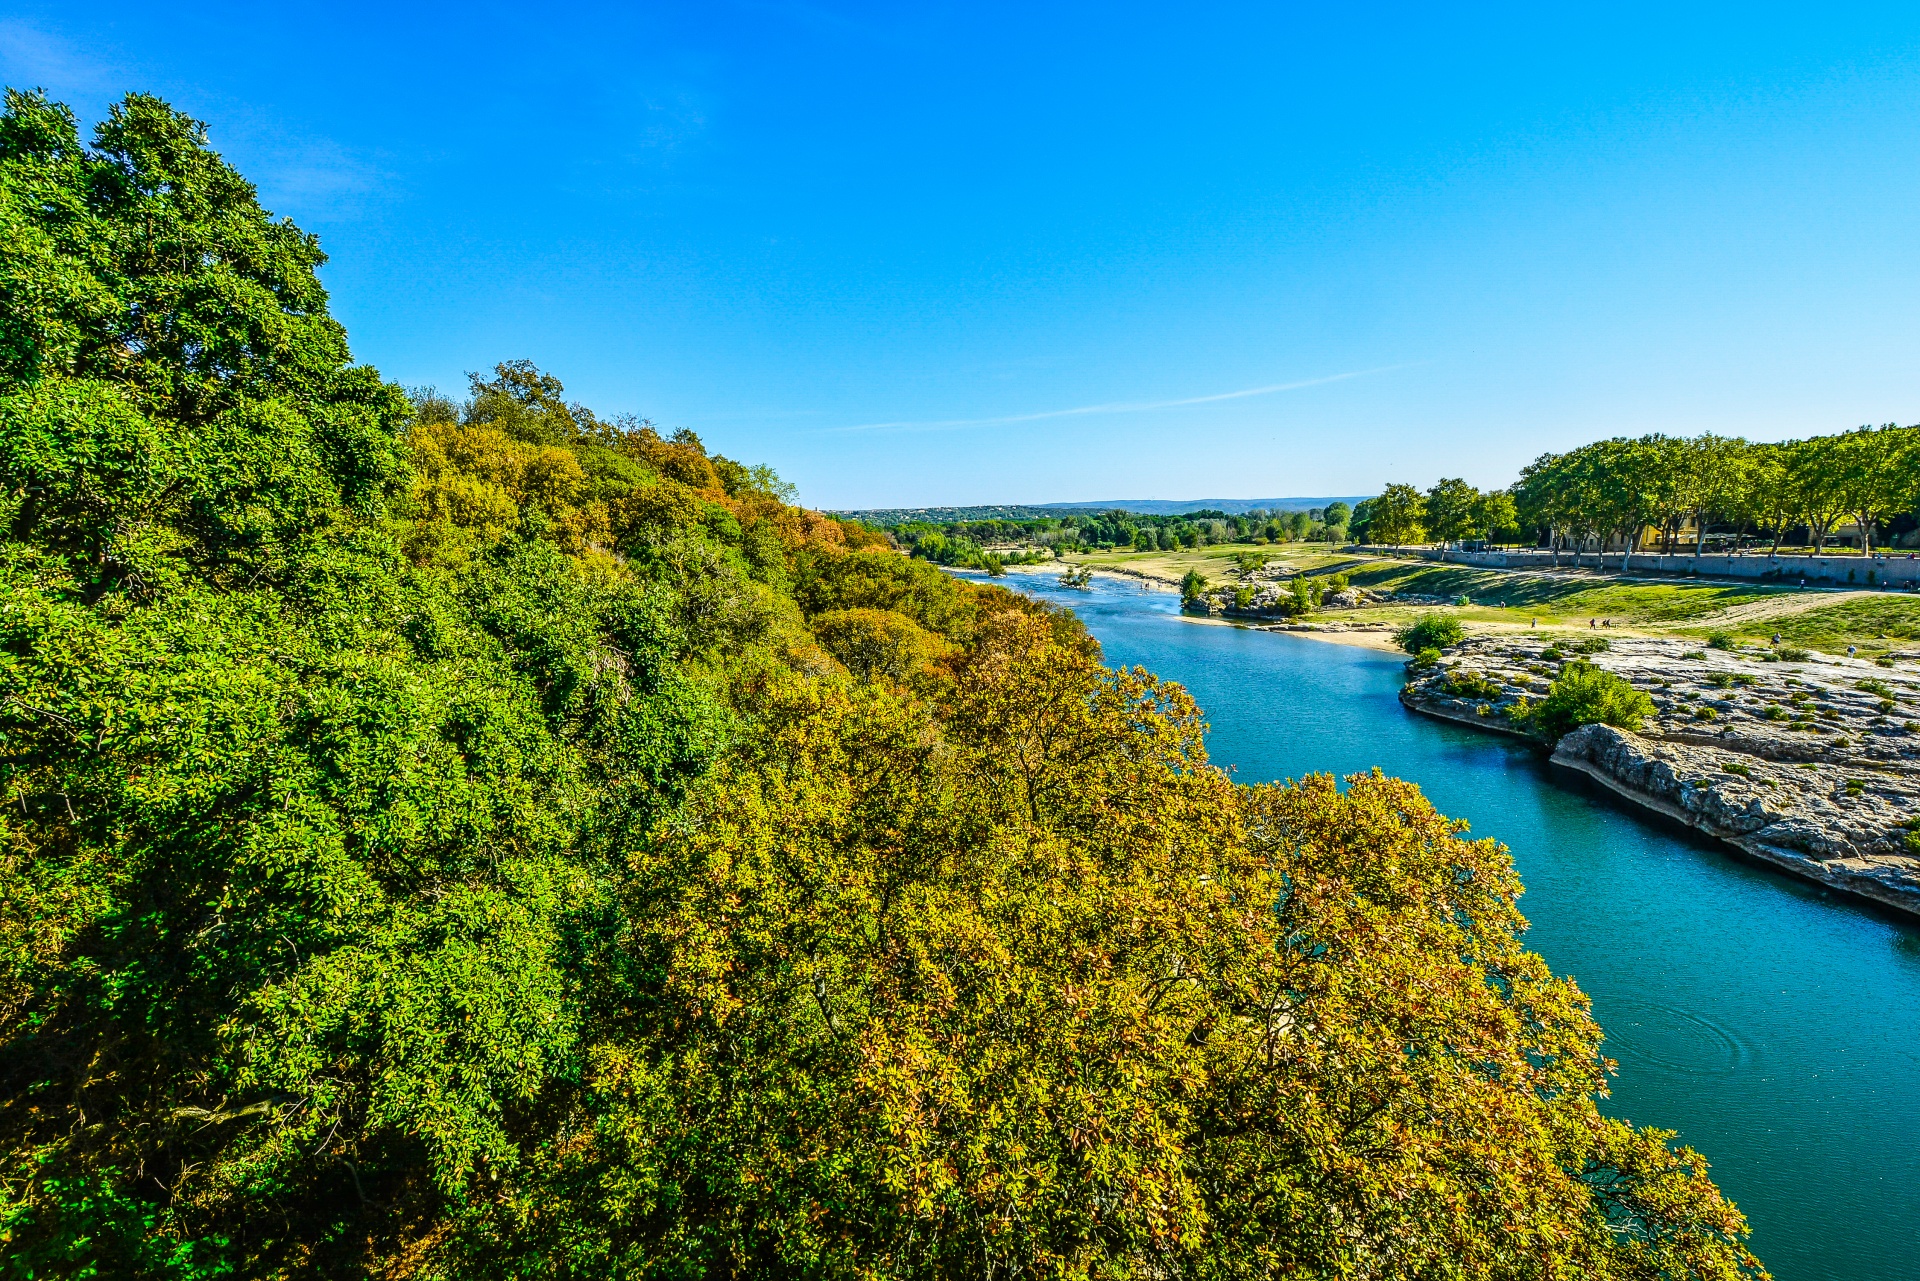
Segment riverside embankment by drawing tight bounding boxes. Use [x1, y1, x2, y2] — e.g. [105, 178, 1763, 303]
[1400, 635, 1920, 917]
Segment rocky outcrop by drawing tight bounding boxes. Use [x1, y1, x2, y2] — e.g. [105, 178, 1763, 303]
[1551, 724, 1920, 915]
[1400, 634, 1920, 916]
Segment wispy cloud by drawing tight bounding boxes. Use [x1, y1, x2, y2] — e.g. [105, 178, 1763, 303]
[0, 21, 121, 98]
[826, 365, 1411, 434]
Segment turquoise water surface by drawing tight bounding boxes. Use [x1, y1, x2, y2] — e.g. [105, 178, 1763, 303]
[981, 569, 1920, 1281]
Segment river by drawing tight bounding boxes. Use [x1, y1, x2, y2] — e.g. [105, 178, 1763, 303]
[979, 568, 1920, 1281]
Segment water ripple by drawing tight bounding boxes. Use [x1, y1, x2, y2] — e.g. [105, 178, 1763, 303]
[1599, 996, 1756, 1077]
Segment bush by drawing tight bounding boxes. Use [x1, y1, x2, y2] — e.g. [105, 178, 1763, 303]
[1777, 646, 1811, 661]
[1440, 669, 1503, 700]
[1539, 646, 1563, 661]
[1532, 662, 1657, 739]
[1707, 631, 1739, 650]
[1327, 572, 1350, 591]
[1408, 646, 1444, 671]
[1568, 637, 1611, 654]
[1395, 612, 1465, 654]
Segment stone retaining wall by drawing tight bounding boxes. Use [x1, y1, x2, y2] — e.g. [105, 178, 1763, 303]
[1351, 545, 1920, 588]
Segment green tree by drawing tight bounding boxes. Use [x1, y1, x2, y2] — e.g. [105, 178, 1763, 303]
[1835, 424, 1920, 555]
[1368, 482, 1427, 547]
[1468, 488, 1517, 544]
[1424, 477, 1479, 549]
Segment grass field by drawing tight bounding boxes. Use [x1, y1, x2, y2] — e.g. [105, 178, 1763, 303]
[1051, 546, 1920, 657]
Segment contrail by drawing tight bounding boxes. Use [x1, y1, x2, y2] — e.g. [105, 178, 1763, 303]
[825, 364, 1408, 434]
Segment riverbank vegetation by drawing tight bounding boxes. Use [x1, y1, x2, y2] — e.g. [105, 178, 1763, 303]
[0, 89, 1763, 1278]
[1351, 428, 1920, 556]
[1093, 542, 1918, 658]
[873, 500, 1354, 562]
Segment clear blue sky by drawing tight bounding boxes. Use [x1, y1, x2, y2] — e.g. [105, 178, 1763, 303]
[7, 3, 1919, 509]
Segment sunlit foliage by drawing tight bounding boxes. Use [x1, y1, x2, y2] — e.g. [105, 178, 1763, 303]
[1, 89, 1761, 1279]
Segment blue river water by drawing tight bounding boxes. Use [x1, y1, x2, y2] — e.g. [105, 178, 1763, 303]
[978, 569, 1920, 1281]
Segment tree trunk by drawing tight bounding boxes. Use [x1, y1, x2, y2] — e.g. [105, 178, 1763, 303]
[1858, 513, 1875, 556]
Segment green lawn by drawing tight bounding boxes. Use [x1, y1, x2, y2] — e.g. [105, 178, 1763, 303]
[1755, 597, 1920, 651]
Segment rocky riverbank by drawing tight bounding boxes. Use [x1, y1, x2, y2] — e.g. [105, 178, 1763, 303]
[1400, 634, 1920, 916]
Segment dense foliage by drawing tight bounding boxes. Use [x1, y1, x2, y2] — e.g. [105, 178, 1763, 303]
[1356, 429, 1920, 556]
[1, 90, 1763, 1279]
[1393, 613, 1466, 654]
[883, 502, 1353, 565]
[1530, 662, 1659, 739]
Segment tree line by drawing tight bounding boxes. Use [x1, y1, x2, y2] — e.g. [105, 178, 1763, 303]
[886, 502, 1355, 569]
[0, 90, 1763, 1278]
[1353, 426, 1920, 559]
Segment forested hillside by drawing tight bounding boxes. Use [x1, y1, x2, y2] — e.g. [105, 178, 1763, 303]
[1, 91, 1762, 1279]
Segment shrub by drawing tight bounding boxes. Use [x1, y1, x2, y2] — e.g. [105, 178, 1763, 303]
[1408, 647, 1443, 671]
[1858, 679, 1893, 697]
[1395, 613, 1465, 654]
[1327, 572, 1350, 591]
[1532, 662, 1657, 739]
[1539, 647, 1564, 661]
[1569, 636, 1611, 654]
[1707, 673, 1734, 689]
[1763, 706, 1790, 721]
[1707, 631, 1738, 650]
[1681, 650, 1707, 660]
[1777, 646, 1811, 661]
[1722, 761, 1752, 778]
[1693, 705, 1719, 721]
[1440, 669, 1503, 700]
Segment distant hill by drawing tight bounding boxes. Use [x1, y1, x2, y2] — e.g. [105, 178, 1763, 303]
[834, 497, 1369, 525]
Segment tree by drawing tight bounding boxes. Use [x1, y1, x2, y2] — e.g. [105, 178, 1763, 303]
[1740, 441, 1797, 556]
[1683, 434, 1751, 556]
[1835, 424, 1920, 556]
[1424, 477, 1479, 550]
[1469, 488, 1517, 544]
[1790, 435, 1852, 553]
[1368, 483, 1426, 547]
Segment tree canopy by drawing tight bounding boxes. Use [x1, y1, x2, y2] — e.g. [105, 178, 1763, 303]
[1, 90, 1762, 1279]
